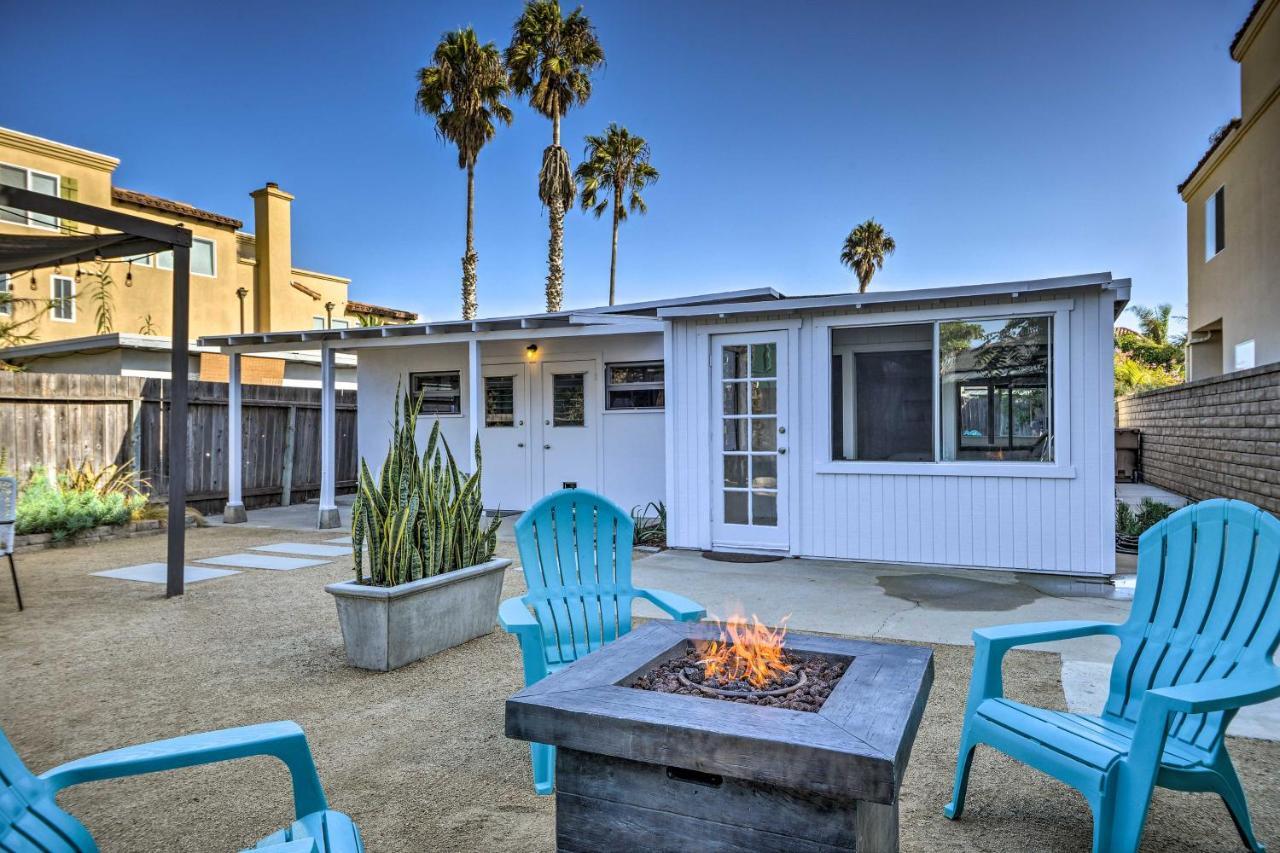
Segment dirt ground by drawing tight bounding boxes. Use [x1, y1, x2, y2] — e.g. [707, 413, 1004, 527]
[1, 525, 1276, 852]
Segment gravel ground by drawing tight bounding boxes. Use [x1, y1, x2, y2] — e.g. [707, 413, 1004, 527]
[0, 526, 1276, 852]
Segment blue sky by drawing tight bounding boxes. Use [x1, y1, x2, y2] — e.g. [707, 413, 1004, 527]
[4, 1, 1252, 327]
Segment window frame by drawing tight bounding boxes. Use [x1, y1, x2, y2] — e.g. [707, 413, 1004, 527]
[0, 273, 10, 317]
[604, 359, 665, 412]
[0, 161, 60, 231]
[156, 236, 216, 277]
[1205, 185, 1226, 261]
[812, 302, 1074, 479]
[50, 274, 75, 322]
[408, 370, 463, 417]
[1234, 339, 1255, 371]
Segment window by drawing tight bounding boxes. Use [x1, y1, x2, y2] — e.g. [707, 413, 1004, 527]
[552, 373, 586, 426]
[606, 361, 664, 410]
[484, 376, 515, 427]
[0, 163, 59, 229]
[1235, 339, 1255, 371]
[51, 275, 75, 322]
[331, 318, 349, 330]
[156, 237, 215, 276]
[0, 274, 10, 316]
[1206, 186, 1225, 260]
[312, 316, 326, 329]
[940, 317, 1052, 462]
[831, 324, 934, 461]
[409, 371, 461, 415]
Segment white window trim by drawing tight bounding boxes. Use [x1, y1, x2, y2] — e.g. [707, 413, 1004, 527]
[0, 161, 60, 232]
[50, 274, 75, 323]
[409, 369, 464, 418]
[1234, 339, 1256, 371]
[812, 300, 1074, 479]
[155, 236, 216, 277]
[604, 359, 665, 412]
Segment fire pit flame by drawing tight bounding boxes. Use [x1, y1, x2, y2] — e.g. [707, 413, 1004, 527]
[699, 613, 792, 689]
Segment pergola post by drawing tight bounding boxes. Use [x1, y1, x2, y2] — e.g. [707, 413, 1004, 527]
[317, 340, 340, 529]
[165, 242, 191, 597]
[223, 352, 247, 523]
[468, 338, 481, 472]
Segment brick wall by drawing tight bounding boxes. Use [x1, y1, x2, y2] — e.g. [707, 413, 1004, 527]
[1116, 363, 1280, 514]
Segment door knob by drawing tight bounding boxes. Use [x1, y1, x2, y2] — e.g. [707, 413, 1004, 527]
[517, 442, 525, 448]
[543, 443, 551, 450]
[778, 447, 787, 455]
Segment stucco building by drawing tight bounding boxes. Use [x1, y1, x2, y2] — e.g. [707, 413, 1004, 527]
[1181, 0, 1280, 379]
[0, 125, 414, 381]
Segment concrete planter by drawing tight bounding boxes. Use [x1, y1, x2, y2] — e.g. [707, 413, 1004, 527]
[325, 557, 511, 672]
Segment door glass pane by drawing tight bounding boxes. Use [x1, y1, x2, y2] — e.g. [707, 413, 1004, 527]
[750, 343, 776, 377]
[722, 382, 748, 415]
[752, 491, 778, 526]
[484, 376, 514, 427]
[751, 455, 777, 489]
[723, 455, 747, 488]
[724, 491, 748, 525]
[722, 345, 748, 379]
[751, 418, 777, 451]
[750, 380, 776, 414]
[723, 419, 748, 451]
[553, 373, 585, 426]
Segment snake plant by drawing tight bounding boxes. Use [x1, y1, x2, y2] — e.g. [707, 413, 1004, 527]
[351, 385, 501, 586]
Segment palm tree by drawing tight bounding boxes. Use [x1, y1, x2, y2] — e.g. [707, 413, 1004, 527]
[575, 124, 659, 305]
[1128, 303, 1173, 346]
[839, 219, 896, 293]
[505, 1, 605, 312]
[415, 28, 512, 320]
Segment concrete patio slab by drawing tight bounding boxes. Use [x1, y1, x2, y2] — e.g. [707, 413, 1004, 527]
[324, 536, 353, 545]
[197, 553, 330, 571]
[251, 542, 351, 558]
[1117, 481, 1188, 510]
[92, 563, 239, 584]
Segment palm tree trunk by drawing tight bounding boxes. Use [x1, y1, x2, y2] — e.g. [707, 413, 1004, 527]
[546, 115, 565, 313]
[609, 194, 620, 306]
[462, 161, 478, 320]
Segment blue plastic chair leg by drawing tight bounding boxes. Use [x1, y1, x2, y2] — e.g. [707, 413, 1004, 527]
[943, 735, 977, 819]
[1089, 793, 1112, 853]
[531, 742, 555, 796]
[1211, 757, 1266, 852]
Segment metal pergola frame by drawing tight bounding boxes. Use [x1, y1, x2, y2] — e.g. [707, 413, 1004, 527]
[0, 185, 194, 596]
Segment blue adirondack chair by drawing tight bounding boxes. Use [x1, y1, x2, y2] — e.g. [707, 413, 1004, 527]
[945, 499, 1280, 852]
[0, 720, 362, 852]
[499, 488, 706, 794]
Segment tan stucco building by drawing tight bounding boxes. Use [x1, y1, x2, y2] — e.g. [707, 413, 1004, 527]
[0, 126, 415, 351]
[1181, 0, 1280, 379]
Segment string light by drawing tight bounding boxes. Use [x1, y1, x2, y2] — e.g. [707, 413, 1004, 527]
[29, 272, 36, 291]
[125, 260, 133, 287]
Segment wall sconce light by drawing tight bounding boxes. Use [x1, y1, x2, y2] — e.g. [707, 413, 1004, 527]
[526, 343, 539, 359]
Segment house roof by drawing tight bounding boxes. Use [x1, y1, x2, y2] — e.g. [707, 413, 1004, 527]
[112, 188, 244, 229]
[0, 333, 356, 365]
[345, 299, 419, 321]
[199, 287, 782, 350]
[654, 272, 1128, 319]
[1177, 118, 1241, 194]
[1231, 0, 1271, 58]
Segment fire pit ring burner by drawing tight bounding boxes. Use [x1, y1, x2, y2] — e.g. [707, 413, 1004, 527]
[677, 668, 808, 699]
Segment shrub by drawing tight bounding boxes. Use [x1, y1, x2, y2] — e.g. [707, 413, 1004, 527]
[16, 473, 146, 540]
[1116, 498, 1176, 538]
[631, 500, 667, 547]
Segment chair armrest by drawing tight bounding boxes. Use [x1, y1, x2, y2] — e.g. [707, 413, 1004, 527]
[39, 721, 328, 818]
[499, 596, 549, 686]
[637, 588, 706, 622]
[1144, 666, 1280, 715]
[973, 620, 1120, 655]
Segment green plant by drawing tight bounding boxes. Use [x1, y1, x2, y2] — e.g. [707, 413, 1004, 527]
[631, 500, 666, 547]
[15, 470, 145, 540]
[839, 219, 896, 292]
[1116, 498, 1176, 538]
[139, 314, 158, 335]
[576, 124, 659, 305]
[88, 262, 115, 334]
[351, 386, 501, 586]
[57, 459, 146, 498]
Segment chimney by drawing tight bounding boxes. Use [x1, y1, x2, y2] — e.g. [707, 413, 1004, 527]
[249, 182, 294, 332]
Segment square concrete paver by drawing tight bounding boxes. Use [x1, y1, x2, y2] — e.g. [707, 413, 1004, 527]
[92, 563, 240, 584]
[251, 542, 351, 558]
[323, 536, 353, 545]
[197, 553, 331, 572]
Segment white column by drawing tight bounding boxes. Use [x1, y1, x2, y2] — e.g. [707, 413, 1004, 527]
[317, 341, 340, 529]
[222, 352, 247, 523]
[468, 338, 481, 472]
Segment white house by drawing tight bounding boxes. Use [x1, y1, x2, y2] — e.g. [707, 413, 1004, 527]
[200, 271, 1128, 576]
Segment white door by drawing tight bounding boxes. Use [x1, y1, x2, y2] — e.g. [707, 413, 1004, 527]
[540, 360, 598, 493]
[479, 363, 529, 512]
[712, 331, 789, 550]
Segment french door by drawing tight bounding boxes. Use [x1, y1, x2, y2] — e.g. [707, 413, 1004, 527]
[540, 360, 599, 494]
[711, 331, 789, 550]
[479, 363, 529, 512]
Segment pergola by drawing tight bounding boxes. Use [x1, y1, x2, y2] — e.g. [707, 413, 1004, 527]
[0, 185, 194, 596]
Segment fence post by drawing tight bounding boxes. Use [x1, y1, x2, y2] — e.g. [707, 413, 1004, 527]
[281, 404, 297, 507]
[129, 395, 143, 493]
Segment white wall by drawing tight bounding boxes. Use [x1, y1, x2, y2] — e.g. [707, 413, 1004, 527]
[665, 287, 1119, 575]
[354, 332, 665, 513]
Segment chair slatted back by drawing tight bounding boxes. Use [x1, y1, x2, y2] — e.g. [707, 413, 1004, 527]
[514, 489, 636, 666]
[1104, 499, 1280, 753]
[0, 729, 96, 852]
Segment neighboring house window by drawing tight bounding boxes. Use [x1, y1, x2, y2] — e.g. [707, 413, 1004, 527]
[1206, 186, 1225, 260]
[331, 319, 349, 330]
[50, 275, 75, 322]
[831, 324, 934, 461]
[409, 370, 461, 415]
[1235, 339, 1255, 371]
[605, 361, 664, 410]
[484, 376, 515, 427]
[126, 254, 152, 267]
[0, 163, 59, 229]
[0, 273, 11, 316]
[155, 237, 216, 276]
[312, 316, 326, 329]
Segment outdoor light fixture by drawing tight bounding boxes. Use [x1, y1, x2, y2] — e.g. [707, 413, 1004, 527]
[526, 343, 539, 359]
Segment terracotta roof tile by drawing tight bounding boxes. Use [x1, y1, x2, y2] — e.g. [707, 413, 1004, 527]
[1230, 0, 1269, 56]
[1177, 118, 1240, 194]
[345, 299, 418, 321]
[112, 188, 243, 229]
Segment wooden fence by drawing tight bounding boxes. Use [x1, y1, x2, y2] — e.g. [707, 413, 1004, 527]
[0, 373, 358, 513]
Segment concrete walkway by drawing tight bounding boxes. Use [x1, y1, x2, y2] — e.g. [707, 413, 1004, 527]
[208, 494, 355, 531]
[632, 549, 1279, 740]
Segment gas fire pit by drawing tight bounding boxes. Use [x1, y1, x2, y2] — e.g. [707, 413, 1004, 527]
[505, 620, 933, 853]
